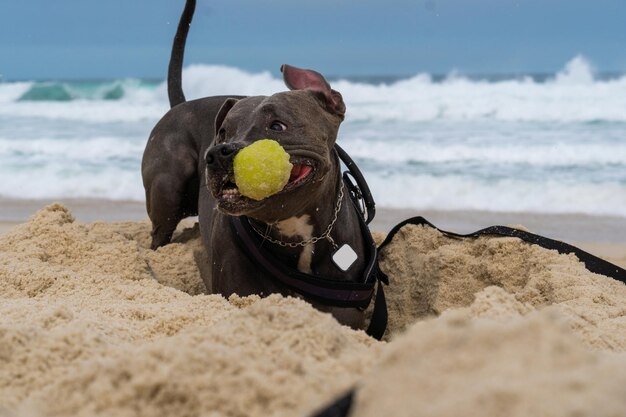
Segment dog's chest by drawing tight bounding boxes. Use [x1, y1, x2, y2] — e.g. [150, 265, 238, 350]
[276, 215, 314, 273]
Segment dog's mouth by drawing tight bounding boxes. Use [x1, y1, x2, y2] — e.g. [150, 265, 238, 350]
[285, 163, 314, 189]
[211, 159, 316, 212]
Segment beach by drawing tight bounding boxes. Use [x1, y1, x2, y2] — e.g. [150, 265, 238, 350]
[1, 59, 626, 416]
[1, 201, 625, 416]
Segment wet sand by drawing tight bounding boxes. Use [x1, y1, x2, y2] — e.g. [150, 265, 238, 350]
[2, 197, 626, 240]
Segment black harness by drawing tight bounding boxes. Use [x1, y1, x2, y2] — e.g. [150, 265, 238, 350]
[230, 144, 389, 340]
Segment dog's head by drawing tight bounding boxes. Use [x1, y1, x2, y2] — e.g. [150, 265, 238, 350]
[204, 65, 345, 222]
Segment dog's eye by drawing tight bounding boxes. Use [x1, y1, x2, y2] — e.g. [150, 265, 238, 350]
[269, 121, 287, 132]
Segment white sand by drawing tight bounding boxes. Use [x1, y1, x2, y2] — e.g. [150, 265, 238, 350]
[1, 204, 625, 417]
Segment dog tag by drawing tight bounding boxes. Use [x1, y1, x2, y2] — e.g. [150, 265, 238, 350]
[332, 244, 358, 272]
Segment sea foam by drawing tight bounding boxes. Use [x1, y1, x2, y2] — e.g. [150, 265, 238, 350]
[1, 56, 625, 123]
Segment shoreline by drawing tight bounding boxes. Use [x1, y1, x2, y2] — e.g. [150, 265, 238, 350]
[1, 197, 624, 268]
[2, 197, 625, 241]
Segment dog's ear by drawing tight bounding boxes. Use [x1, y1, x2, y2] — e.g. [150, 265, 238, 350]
[281, 64, 346, 118]
[214, 98, 239, 136]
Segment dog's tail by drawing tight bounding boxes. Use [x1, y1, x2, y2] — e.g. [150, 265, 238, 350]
[168, 0, 196, 108]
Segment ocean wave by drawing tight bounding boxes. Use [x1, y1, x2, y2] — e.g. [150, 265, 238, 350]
[0, 136, 145, 162]
[174, 56, 626, 123]
[0, 101, 166, 123]
[19, 83, 80, 102]
[337, 57, 626, 123]
[1, 164, 623, 217]
[1, 56, 626, 123]
[0, 165, 142, 201]
[165, 64, 285, 98]
[367, 174, 626, 217]
[14, 79, 153, 102]
[343, 139, 626, 167]
[0, 81, 32, 103]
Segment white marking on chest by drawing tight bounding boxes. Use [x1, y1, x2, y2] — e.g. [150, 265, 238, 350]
[276, 215, 314, 273]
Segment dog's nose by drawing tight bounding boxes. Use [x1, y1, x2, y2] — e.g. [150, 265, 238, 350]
[206, 144, 237, 167]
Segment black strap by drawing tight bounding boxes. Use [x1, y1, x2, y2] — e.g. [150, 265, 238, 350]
[378, 216, 626, 284]
[365, 282, 387, 340]
[335, 144, 376, 225]
[310, 391, 354, 417]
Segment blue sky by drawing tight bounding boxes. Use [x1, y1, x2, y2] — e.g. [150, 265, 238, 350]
[1, 0, 625, 80]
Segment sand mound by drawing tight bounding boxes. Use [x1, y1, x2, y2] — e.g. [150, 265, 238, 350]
[379, 224, 626, 350]
[353, 298, 626, 417]
[1, 204, 625, 417]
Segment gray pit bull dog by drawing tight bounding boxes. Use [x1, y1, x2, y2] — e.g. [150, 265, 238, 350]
[142, 0, 368, 328]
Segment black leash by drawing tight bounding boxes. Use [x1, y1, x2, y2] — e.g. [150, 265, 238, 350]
[310, 391, 354, 417]
[378, 216, 626, 284]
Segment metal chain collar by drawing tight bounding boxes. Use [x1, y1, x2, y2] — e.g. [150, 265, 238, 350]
[249, 182, 344, 250]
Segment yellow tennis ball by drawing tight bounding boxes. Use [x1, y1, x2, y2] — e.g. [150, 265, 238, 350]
[233, 139, 293, 200]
